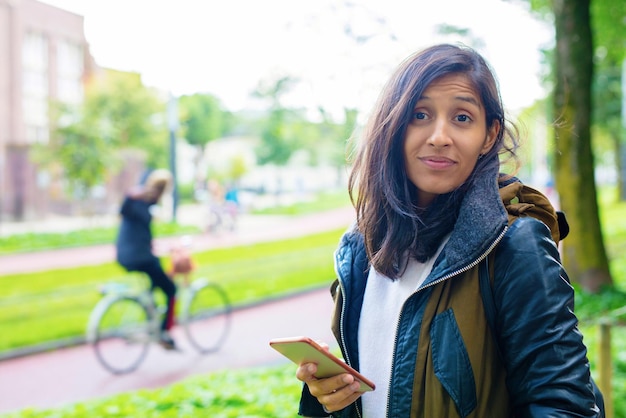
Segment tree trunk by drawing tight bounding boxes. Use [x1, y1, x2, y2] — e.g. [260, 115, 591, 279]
[553, 0, 612, 292]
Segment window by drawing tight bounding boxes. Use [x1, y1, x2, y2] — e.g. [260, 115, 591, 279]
[22, 31, 49, 144]
[57, 40, 84, 105]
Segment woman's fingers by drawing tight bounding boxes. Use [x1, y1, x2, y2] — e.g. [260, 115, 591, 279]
[323, 388, 362, 413]
[296, 363, 317, 382]
[296, 363, 363, 413]
[317, 375, 363, 413]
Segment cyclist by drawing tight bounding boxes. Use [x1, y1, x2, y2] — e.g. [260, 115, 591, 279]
[115, 169, 178, 350]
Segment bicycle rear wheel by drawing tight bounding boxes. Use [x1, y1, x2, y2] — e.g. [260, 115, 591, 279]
[92, 296, 152, 374]
[184, 280, 232, 354]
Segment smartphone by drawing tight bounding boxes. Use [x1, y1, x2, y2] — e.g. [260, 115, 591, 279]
[269, 336, 375, 392]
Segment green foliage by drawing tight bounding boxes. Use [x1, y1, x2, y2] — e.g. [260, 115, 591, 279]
[598, 186, 626, 282]
[255, 105, 359, 169]
[226, 154, 248, 181]
[591, 1, 626, 65]
[526, 0, 551, 18]
[526, 0, 626, 203]
[579, 322, 626, 418]
[252, 76, 304, 166]
[256, 107, 300, 166]
[177, 93, 249, 186]
[94, 72, 167, 149]
[582, 197, 625, 310]
[2, 365, 303, 417]
[178, 93, 225, 147]
[591, 2, 626, 196]
[83, 70, 168, 168]
[175, 182, 196, 204]
[34, 69, 169, 201]
[313, 107, 359, 168]
[576, 185, 626, 416]
[32, 103, 113, 199]
[575, 285, 626, 324]
[253, 191, 350, 215]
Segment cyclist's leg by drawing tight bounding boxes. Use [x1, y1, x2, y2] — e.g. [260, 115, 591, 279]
[140, 258, 178, 348]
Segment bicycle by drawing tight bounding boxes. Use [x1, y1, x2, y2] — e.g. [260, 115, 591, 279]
[86, 272, 232, 375]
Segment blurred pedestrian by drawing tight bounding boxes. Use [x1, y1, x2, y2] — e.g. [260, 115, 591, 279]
[205, 178, 237, 233]
[224, 182, 240, 229]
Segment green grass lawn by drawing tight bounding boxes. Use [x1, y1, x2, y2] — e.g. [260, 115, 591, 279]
[0, 222, 200, 255]
[0, 228, 345, 353]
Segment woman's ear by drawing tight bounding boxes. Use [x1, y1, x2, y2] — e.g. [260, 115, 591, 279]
[481, 120, 500, 154]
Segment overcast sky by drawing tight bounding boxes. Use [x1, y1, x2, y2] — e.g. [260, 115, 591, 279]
[40, 0, 553, 119]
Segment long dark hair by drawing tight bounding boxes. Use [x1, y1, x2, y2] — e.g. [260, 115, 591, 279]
[348, 43, 519, 278]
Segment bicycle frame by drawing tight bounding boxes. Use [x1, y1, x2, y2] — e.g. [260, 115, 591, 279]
[86, 285, 160, 344]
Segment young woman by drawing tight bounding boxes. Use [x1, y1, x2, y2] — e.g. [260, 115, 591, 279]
[295, 44, 602, 417]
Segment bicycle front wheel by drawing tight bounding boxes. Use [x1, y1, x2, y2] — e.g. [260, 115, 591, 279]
[184, 281, 232, 354]
[92, 296, 152, 374]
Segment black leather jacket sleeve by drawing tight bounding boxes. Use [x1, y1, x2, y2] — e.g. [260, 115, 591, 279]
[299, 384, 331, 417]
[493, 217, 599, 417]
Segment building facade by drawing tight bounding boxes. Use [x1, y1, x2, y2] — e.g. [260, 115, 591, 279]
[0, 0, 96, 221]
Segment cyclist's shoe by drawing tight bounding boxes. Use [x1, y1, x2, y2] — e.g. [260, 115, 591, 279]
[158, 331, 177, 351]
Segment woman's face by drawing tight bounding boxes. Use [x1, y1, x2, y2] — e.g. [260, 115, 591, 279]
[403, 73, 499, 207]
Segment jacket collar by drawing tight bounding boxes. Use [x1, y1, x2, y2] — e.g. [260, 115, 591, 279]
[432, 161, 508, 276]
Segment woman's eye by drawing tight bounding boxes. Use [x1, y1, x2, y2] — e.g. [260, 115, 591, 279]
[456, 114, 470, 122]
[413, 112, 427, 120]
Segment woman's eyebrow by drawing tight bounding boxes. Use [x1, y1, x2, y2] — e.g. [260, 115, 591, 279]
[455, 95, 481, 107]
[415, 95, 480, 107]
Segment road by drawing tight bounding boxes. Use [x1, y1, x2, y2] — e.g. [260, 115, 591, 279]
[0, 206, 354, 414]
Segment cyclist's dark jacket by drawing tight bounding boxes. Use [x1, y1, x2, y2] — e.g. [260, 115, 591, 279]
[299, 167, 600, 417]
[115, 196, 158, 270]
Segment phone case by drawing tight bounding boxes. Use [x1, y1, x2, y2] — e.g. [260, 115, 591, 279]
[269, 336, 375, 392]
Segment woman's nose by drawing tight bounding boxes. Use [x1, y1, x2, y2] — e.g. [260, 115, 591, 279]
[427, 120, 452, 147]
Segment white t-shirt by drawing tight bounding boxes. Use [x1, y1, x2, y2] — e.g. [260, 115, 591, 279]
[358, 238, 448, 418]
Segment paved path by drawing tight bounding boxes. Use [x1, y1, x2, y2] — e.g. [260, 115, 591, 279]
[0, 205, 355, 275]
[0, 206, 355, 414]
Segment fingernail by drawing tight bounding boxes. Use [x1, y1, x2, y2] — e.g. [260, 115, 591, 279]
[342, 375, 353, 384]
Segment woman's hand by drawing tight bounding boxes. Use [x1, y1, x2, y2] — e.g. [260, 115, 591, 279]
[296, 362, 363, 413]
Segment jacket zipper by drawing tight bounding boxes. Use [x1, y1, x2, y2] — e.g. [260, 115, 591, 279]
[384, 226, 508, 417]
[335, 261, 363, 418]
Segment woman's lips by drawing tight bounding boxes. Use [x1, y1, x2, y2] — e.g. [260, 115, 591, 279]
[419, 156, 455, 170]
